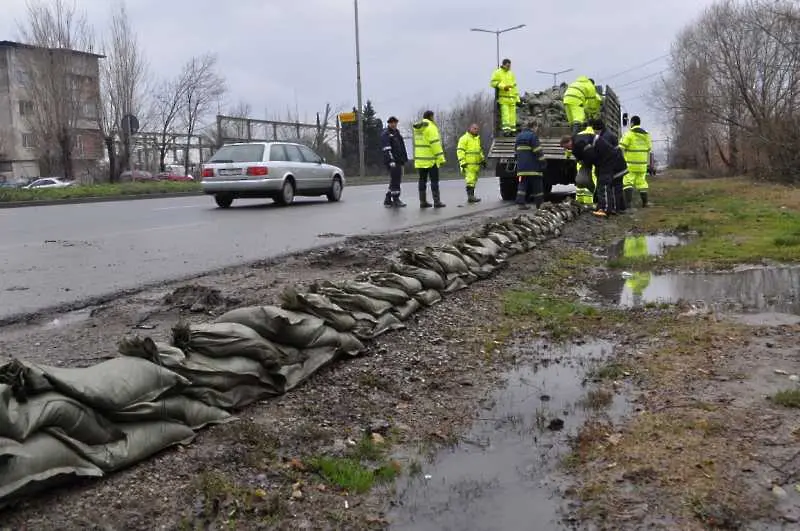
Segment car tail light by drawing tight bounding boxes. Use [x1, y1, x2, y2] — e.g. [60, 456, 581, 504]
[247, 166, 268, 176]
[201, 168, 214, 178]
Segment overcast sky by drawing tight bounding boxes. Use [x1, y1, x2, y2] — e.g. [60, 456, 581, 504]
[2, 0, 720, 149]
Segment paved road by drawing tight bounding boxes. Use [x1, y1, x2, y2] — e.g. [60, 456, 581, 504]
[0, 179, 514, 321]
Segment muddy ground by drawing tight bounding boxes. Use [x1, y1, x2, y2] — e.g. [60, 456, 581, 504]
[2, 190, 800, 530]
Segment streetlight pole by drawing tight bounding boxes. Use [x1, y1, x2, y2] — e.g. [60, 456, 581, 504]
[536, 68, 574, 87]
[353, 0, 365, 179]
[470, 24, 526, 68]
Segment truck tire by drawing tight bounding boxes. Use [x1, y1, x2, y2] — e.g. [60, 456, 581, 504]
[499, 177, 517, 201]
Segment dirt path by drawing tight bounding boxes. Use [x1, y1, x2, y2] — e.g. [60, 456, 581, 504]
[2, 175, 800, 530]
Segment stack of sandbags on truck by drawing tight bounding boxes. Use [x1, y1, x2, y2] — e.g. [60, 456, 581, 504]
[518, 83, 570, 129]
[0, 356, 233, 508]
[0, 200, 584, 509]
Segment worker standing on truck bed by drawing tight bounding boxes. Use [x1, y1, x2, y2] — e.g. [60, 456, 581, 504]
[514, 120, 546, 210]
[457, 123, 486, 204]
[412, 110, 447, 209]
[562, 76, 603, 134]
[619, 115, 653, 208]
[490, 59, 521, 137]
[560, 128, 628, 218]
[380, 116, 408, 208]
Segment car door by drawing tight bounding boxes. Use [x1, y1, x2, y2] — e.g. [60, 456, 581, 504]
[283, 144, 309, 192]
[297, 145, 328, 190]
[268, 144, 291, 180]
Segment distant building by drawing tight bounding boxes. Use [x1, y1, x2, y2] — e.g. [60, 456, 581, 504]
[0, 40, 104, 184]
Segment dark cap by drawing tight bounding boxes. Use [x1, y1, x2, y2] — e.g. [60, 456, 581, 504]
[387, 116, 399, 123]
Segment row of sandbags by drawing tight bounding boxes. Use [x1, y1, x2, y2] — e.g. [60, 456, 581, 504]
[0, 201, 582, 508]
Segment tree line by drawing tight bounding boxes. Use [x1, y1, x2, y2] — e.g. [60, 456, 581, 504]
[658, 0, 799, 182]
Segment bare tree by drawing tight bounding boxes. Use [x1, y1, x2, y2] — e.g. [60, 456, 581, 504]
[180, 54, 226, 176]
[415, 92, 494, 165]
[98, 1, 149, 181]
[150, 77, 186, 172]
[17, 0, 96, 180]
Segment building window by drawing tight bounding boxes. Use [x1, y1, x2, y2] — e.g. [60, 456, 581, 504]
[74, 135, 85, 158]
[81, 102, 98, 120]
[18, 100, 34, 116]
[22, 133, 36, 149]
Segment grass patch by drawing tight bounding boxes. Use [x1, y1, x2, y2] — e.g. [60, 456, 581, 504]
[589, 362, 628, 381]
[621, 175, 800, 268]
[190, 470, 286, 525]
[580, 388, 615, 410]
[502, 289, 598, 339]
[0, 180, 200, 202]
[771, 389, 800, 408]
[308, 456, 399, 494]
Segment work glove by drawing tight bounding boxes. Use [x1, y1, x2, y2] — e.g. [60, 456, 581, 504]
[389, 162, 396, 168]
[460, 165, 467, 173]
[481, 160, 488, 169]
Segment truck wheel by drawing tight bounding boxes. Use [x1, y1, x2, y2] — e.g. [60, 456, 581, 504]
[499, 177, 517, 201]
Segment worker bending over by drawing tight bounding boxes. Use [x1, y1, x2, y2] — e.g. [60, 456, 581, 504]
[514, 120, 546, 210]
[490, 58, 521, 136]
[619, 115, 652, 208]
[457, 123, 486, 204]
[562, 76, 603, 134]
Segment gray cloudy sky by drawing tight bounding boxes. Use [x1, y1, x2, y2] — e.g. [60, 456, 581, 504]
[2, 0, 719, 144]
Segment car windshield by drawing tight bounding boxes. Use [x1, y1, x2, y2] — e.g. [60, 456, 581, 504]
[209, 144, 265, 163]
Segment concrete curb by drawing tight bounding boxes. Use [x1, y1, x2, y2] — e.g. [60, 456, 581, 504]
[0, 191, 205, 209]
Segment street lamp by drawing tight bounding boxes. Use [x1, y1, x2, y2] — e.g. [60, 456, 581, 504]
[536, 68, 574, 87]
[353, 0, 365, 179]
[470, 24, 526, 68]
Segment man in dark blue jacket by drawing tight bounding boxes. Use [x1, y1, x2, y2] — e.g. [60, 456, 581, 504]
[380, 116, 409, 207]
[514, 120, 547, 210]
[560, 128, 628, 217]
[591, 119, 626, 213]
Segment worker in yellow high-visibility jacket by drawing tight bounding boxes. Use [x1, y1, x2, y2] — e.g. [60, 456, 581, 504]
[412, 110, 447, 208]
[619, 115, 653, 208]
[562, 76, 603, 134]
[490, 58, 521, 136]
[456, 123, 486, 204]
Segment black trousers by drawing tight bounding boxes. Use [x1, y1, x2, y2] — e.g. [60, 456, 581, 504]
[516, 174, 543, 205]
[387, 164, 403, 195]
[612, 175, 626, 212]
[418, 165, 440, 193]
[596, 173, 613, 213]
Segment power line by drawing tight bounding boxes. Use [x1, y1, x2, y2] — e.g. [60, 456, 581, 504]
[616, 69, 668, 89]
[600, 54, 669, 82]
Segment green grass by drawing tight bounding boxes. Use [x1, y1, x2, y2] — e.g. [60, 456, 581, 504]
[620, 176, 800, 268]
[502, 289, 598, 339]
[308, 456, 399, 494]
[771, 389, 800, 408]
[0, 180, 200, 202]
[589, 362, 629, 381]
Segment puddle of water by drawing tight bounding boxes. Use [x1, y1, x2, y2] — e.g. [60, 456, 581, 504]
[608, 234, 685, 260]
[389, 340, 627, 531]
[596, 266, 800, 315]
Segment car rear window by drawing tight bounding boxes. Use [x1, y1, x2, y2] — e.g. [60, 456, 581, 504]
[209, 144, 265, 163]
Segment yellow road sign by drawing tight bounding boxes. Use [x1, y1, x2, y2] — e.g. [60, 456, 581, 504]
[339, 112, 357, 123]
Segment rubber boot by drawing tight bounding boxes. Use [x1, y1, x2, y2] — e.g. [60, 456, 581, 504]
[419, 190, 432, 208]
[534, 195, 543, 209]
[624, 188, 634, 210]
[432, 188, 446, 208]
[467, 186, 481, 203]
[383, 191, 392, 207]
[392, 194, 406, 208]
[640, 191, 649, 208]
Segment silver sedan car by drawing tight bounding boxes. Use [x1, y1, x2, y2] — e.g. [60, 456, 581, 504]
[200, 142, 346, 208]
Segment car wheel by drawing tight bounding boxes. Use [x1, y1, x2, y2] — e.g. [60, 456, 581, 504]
[215, 194, 234, 209]
[326, 176, 343, 202]
[276, 178, 295, 206]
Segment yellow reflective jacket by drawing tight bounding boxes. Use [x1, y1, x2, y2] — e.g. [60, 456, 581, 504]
[412, 118, 446, 169]
[619, 125, 652, 172]
[457, 132, 484, 169]
[625, 271, 652, 297]
[563, 76, 603, 116]
[490, 67, 521, 104]
[623, 236, 651, 296]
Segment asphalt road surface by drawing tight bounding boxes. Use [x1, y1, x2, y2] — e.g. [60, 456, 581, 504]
[0, 179, 517, 321]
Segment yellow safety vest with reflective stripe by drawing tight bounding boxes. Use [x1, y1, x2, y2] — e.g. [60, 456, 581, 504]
[490, 68, 521, 104]
[457, 132, 484, 168]
[564, 76, 603, 117]
[619, 126, 652, 172]
[413, 118, 446, 169]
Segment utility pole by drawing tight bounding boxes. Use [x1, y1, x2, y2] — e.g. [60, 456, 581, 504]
[535, 68, 574, 87]
[470, 25, 526, 68]
[354, 0, 366, 179]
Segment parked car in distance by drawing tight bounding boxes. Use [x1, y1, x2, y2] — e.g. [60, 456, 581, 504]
[200, 142, 345, 208]
[158, 171, 194, 181]
[24, 178, 74, 189]
[120, 170, 156, 182]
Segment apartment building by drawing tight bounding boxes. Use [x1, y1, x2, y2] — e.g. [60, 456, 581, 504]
[0, 40, 104, 184]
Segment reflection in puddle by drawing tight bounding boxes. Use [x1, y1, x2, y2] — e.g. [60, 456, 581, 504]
[389, 341, 626, 531]
[608, 234, 685, 260]
[596, 266, 800, 314]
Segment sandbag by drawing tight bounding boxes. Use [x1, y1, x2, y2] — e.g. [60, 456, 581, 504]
[0, 390, 124, 446]
[463, 236, 502, 257]
[392, 299, 422, 321]
[280, 288, 357, 332]
[279, 346, 340, 392]
[389, 263, 446, 291]
[337, 333, 366, 356]
[365, 272, 423, 295]
[430, 250, 470, 276]
[213, 306, 344, 350]
[0, 433, 104, 507]
[314, 287, 395, 317]
[183, 384, 276, 410]
[0, 437, 28, 460]
[334, 280, 410, 305]
[19, 358, 189, 412]
[176, 322, 292, 367]
[445, 277, 469, 293]
[398, 249, 447, 277]
[108, 396, 234, 429]
[414, 289, 443, 307]
[53, 420, 196, 472]
[353, 313, 406, 340]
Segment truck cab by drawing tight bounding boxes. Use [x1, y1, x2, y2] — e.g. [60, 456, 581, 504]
[487, 85, 622, 201]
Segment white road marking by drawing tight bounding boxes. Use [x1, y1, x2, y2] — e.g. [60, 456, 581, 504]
[152, 204, 206, 211]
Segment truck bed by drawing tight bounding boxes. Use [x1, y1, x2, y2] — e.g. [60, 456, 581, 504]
[487, 137, 568, 162]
